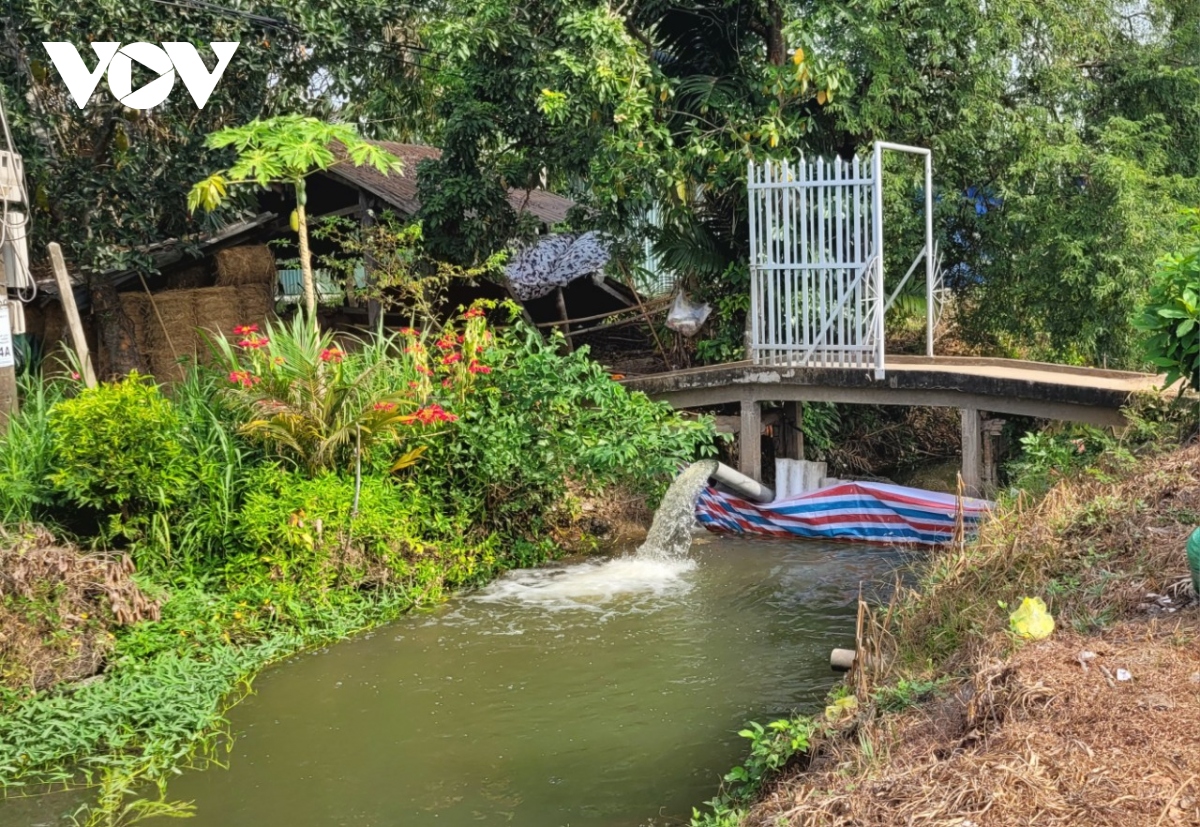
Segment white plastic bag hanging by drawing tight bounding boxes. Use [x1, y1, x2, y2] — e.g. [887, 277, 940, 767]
[666, 292, 711, 337]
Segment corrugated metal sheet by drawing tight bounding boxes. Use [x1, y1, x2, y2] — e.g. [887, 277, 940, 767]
[326, 141, 575, 226]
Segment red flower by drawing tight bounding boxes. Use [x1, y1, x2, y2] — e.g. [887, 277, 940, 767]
[442, 377, 454, 388]
[415, 365, 433, 376]
[71, 371, 81, 380]
[399, 327, 420, 336]
[404, 344, 425, 354]
[413, 404, 458, 425]
[456, 334, 465, 344]
[238, 336, 269, 350]
[408, 381, 420, 389]
[233, 324, 259, 335]
[463, 307, 485, 319]
[468, 361, 491, 374]
[320, 347, 344, 363]
[227, 370, 260, 388]
[435, 338, 456, 350]
[442, 352, 462, 366]
[373, 401, 398, 412]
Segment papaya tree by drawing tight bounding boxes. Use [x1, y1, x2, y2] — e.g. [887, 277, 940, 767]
[188, 116, 403, 324]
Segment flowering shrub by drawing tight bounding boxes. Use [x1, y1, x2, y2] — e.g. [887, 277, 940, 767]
[412, 314, 719, 534]
[210, 306, 496, 475]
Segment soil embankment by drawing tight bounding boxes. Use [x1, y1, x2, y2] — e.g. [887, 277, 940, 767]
[745, 443, 1200, 827]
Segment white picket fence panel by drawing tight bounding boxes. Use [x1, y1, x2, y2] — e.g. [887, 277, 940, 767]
[748, 154, 883, 374]
[748, 142, 936, 379]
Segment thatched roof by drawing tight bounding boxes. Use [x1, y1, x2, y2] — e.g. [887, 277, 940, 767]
[325, 141, 575, 226]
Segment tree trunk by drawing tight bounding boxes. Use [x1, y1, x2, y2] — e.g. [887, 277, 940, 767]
[764, 0, 786, 66]
[296, 201, 318, 330]
[89, 278, 145, 379]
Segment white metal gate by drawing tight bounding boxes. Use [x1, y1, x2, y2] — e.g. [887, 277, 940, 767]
[747, 142, 935, 379]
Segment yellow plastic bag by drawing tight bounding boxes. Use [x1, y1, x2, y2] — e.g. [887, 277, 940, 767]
[824, 695, 858, 723]
[1009, 597, 1055, 640]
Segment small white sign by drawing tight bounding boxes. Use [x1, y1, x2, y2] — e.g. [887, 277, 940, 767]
[0, 303, 14, 368]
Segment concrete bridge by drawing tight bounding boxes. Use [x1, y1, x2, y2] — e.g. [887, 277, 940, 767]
[621, 355, 1164, 495]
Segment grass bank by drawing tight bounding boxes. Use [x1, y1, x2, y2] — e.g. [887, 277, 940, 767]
[694, 434, 1200, 827]
[0, 305, 717, 823]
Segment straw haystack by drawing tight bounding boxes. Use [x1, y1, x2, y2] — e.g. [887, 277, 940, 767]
[116, 285, 274, 383]
[165, 262, 211, 291]
[214, 245, 276, 287]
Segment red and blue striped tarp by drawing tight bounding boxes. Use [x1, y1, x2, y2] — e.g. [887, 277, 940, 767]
[696, 481, 991, 546]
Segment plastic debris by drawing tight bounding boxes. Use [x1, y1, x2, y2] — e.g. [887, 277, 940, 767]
[824, 695, 859, 722]
[1116, 668, 1132, 682]
[1009, 597, 1055, 640]
[665, 292, 711, 337]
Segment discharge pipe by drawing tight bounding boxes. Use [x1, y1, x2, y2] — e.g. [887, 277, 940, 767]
[710, 461, 775, 504]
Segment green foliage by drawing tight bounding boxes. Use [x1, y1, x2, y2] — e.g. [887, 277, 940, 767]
[312, 213, 507, 323]
[208, 313, 435, 475]
[1134, 208, 1200, 392]
[0, 372, 67, 526]
[419, 318, 718, 534]
[230, 467, 495, 606]
[188, 116, 402, 212]
[692, 716, 815, 827]
[874, 677, 943, 713]
[1, 1, 411, 274]
[48, 374, 190, 541]
[1006, 428, 1111, 494]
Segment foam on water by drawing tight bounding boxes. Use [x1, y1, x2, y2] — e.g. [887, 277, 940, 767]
[473, 461, 719, 614]
[473, 555, 696, 613]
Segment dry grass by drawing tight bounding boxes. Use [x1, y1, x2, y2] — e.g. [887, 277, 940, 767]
[0, 527, 160, 694]
[754, 620, 1200, 827]
[900, 444, 1200, 670]
[745, 443, 1200, 827]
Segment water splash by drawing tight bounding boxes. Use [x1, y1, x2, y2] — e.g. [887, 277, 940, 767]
[636, 460, 718, 561]
[470, 461, 716, 612]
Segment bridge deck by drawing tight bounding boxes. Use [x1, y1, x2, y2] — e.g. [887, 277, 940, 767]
[622, 356, 1164, 426]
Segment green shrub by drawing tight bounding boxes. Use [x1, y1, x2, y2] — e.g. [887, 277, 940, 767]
[48, 373, 191, 540]
[230, 467, 496, 612]
[415, 322, 718, 535]
[1134, 207, 1200, 393]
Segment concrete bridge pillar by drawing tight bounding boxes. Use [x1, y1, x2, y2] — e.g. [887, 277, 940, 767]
[782, 400, 804, 460]
[739, 397, 762, 481]
[960, 407, 982, 496]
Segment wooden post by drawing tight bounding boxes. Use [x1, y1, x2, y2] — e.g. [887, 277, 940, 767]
[739, 396, 762, 481]
[554, 286, 573, 352]
[359, 191, 382, 329]
[782, 400, 804, 460]
[0, 302, 17, 426]
[960, 407, 982, 497]
[48, 242, 97, 388]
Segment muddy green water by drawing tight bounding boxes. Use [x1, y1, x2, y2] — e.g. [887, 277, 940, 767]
[17, 536, 906, 827]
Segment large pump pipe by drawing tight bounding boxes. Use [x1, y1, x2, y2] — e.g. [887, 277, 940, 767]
[710, 461, 775, 504]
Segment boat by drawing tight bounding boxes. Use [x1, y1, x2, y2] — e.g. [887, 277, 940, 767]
[695, 480, 992, 546]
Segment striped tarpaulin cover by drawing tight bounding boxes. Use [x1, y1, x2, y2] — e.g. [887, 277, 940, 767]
[695, 481, 992, 546]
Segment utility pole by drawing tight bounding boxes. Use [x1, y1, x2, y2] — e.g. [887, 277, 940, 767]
[0, 89, 29, 428]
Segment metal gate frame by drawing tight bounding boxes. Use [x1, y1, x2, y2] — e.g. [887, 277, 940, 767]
[747, 141, 935, 379]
